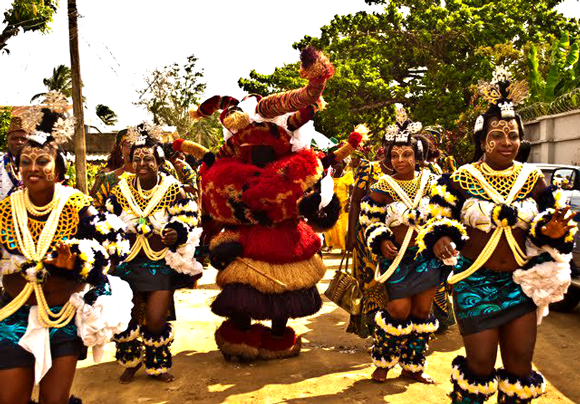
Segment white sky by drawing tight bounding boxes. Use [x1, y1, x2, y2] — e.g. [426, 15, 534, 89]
[1, 0, 579, 132]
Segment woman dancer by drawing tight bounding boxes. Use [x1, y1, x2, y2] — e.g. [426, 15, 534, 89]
[0, 93, 131, 404]
[91, 130, 180, 209]
[107, 122, 202, 383]
[90, 129, 132, 209]
[346, 147, 392, 338]
[359, 108, 443, 383]
[418, 67, 577, 403]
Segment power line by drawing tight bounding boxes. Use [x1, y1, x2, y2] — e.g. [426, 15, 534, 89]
[79, 32, 120, 78]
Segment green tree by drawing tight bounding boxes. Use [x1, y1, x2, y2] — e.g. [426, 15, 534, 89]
[0, 107, 12, 151]
[1, 0, 58, 54]
[135, 54, 206, 135]
[95, 104, 118, 126]
[30, 64, 73, 102]
[186, 113, 223, 152]
[527, 33, 580, 103]
[239, 0, 579, 146]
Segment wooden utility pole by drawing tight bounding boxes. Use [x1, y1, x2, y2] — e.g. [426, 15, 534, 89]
[68, 0, 88, 193]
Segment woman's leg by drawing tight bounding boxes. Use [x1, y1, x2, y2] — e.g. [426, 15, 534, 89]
[450, 329, 500, 403]
[496, 311, 545, 403]
[399, 286, 439, 383]
[498, 310, 536, 377]
[38, 355, 78, 404]
[0, 367, 34, 404]
[371, 297, 413, 382]
[115, 291, 145, 384]
[142, 290, 175, 382]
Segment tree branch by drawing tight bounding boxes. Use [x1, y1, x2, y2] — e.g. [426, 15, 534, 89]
[0, 25, 20, 53]
[350, 98, 407, 112]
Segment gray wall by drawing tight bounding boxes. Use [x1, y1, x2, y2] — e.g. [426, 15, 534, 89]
[525, 110, 580, 165]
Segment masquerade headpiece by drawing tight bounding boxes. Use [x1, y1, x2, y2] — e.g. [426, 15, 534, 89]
[21, 91, 75, 146]
[126, 121, 163, 147]
[475, 65, 529, 131]
[189, 47, 334, 157]
[384, 106, 423, 143]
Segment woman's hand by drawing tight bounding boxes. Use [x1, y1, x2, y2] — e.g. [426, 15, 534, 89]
[161, 228, 178, 246]
[44, 242, 77, 270]
[380, 240, 398, 260]
[541, 207, 577, 239]
[433, 236, 458, 260]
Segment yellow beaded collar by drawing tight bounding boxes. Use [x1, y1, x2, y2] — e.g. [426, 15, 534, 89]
[452, 162, 541, 201]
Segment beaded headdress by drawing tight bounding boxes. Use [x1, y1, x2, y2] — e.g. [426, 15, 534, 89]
[384, 106, 423, 143]
[475, 65, 529, 132]
[126, 121, 163, 147]
[20, 91, 75, 146]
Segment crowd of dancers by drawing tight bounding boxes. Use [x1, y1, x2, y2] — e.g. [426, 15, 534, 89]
[0, 48, 576, 404]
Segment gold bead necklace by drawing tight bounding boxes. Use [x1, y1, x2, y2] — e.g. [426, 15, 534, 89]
[24, 188, 58, 217]
[136, 175, 160, 200]
[480, 162, 518, 177]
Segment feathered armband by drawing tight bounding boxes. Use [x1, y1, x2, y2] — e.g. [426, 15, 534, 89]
[426, 175, 464, 220]
[365, 222, 394, 256]
[416, 218, 468, 259]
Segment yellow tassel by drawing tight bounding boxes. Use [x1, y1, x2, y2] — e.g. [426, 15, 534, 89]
[223, 111, 251, 133]
[181, 140, 209, 159]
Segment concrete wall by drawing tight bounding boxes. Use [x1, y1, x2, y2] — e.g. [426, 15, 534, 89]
[524, 109, 580, 165]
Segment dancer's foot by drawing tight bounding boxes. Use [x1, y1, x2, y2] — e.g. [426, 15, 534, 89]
[150, 372, 175, 383]
[119, 363, 142, 384]
[400, 369, 434, 384]
[371, 367, 388, 383]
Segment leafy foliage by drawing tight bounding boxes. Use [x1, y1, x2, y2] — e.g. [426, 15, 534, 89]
[527, 33, 580, 103]
[65, 160, 102, 190]
[135, 54, 206, 135]
[185, 112, 224, 152]
[95, 104, 118, 126]
[239, 0, 579, 162]
[0, 107, 12, 151]
[1, 0, 58, 54]
[30, 64, 73, 102]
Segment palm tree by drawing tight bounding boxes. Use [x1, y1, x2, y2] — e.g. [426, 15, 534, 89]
[30, 65, 73, 102]
[95, 104, 118, 126]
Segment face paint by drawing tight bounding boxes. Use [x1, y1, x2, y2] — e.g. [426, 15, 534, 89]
[20, 146, 56, 182]
[132, 147, 157, 172]
[391, 145, 415, 173]
[484, 119, 519, 153]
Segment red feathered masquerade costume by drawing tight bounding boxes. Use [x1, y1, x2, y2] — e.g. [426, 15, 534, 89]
[174, 47, 348, 361]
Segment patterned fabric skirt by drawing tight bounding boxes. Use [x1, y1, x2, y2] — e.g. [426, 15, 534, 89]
[347, 226, 389, 338]
[113, 257, 197, 292]
[0, 294, 85, 369]
[452, 256, 536, 336]
[379, 246, 451, 300]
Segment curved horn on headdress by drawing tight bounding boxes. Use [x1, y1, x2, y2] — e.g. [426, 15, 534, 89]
[256, 46, 334, 119]
[190, 95, 239, 120]
[286, 97, 327, 132]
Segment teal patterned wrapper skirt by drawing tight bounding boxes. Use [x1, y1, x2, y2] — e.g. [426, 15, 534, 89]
[452, 256, 536, 336]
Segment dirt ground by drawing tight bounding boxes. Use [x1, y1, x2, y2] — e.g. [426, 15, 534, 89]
[68, 252, 580, 404]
